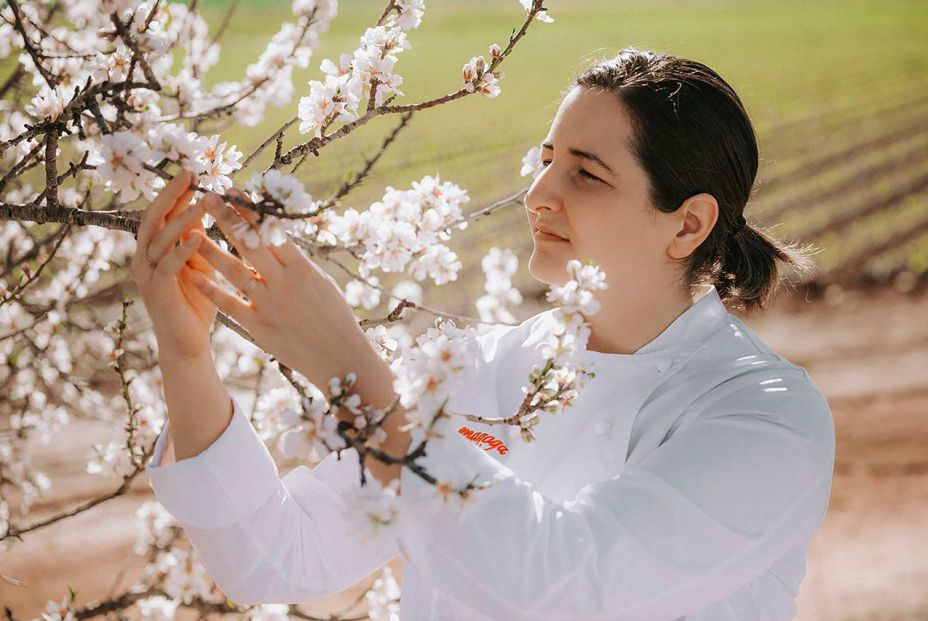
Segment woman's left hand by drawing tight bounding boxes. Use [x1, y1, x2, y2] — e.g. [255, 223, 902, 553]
[188, 188, 383, 389]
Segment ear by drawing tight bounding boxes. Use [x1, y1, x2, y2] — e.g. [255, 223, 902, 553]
[667, 193, 719, 260]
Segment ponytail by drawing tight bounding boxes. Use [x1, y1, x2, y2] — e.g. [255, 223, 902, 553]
[714, 220, 817, 312]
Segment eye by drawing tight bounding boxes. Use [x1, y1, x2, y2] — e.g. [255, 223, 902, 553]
[540, 160, 601, 183]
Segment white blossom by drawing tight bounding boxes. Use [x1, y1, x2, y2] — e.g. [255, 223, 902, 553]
[277, 396, 345, 463]
[297, 72, 362, 138]
[341, 474, 401, 541]
[391, 279, 423, 306]
[521, 145, 543, 178]
[238, 169, 318, 248]
[136, 596, 179, 621]
[391, 319, 474, 437]
[158, 547, 213, 605]
[345, 276, 382, 310]
[366, 566, 402, 620]
[196, 135, 243, 193]
[134, 500, 177, 555]
[41, 595, 75, 621]
[518, 0, 555, 22]
[26, 84, 69, 121]
[391, 0, 425, 31]
[87, 131, 163, 202]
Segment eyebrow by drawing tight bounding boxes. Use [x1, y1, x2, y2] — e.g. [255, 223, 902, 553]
[541, 142, 616, 176]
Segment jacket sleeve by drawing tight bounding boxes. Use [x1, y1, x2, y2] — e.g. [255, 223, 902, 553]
[395, 378, 836, 621]
[146, 395, 398, 605]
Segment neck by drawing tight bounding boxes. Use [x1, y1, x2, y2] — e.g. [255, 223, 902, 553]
[581, 277, 694, 355]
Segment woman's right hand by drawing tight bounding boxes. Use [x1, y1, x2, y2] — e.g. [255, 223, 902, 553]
[130, 169, 223, 362]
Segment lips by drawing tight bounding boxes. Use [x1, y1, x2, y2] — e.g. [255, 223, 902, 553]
[534, 223, 568, 240]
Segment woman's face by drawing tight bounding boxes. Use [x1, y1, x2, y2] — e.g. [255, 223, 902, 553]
[524, 85, 676, 293]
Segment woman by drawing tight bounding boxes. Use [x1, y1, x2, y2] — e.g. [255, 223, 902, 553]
[138, 47, 835, 620]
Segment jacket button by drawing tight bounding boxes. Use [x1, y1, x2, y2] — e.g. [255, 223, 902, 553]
[657, 359, 672, 374]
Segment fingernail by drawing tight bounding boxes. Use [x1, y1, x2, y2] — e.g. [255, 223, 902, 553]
[183, 234, 200, 247]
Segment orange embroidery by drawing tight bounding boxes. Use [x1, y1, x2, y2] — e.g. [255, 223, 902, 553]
[458, 426, 509, 455]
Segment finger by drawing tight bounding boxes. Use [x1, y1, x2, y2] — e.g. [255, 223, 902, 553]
[180, 193, 215, 276]
[206, 191, 286, 277]
[181, 230, 215, 276]
[188, 269, 257, 323]
[225, 187, 309, 269]
[192, 229, 269, 297]
[147, 195, 209, 265]
[153, 231, 203, 279]
[137, 169, 196, 249]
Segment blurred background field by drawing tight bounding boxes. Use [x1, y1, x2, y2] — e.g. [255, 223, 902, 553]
[2, 0, 927, 619]
[188, 0, 928, 310]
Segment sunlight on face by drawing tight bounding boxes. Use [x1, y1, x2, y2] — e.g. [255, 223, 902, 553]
[524, 85, 671, 293]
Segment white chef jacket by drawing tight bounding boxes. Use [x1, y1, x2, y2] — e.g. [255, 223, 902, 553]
[146, 283, 835, 620]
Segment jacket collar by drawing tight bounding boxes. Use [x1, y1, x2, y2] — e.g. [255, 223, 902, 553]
[632, 283, 729, 355]
[539, 283, 729, 369]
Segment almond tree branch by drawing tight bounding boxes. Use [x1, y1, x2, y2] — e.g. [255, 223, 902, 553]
[6, 0, 58, 88]
[271, 2, 543, 168]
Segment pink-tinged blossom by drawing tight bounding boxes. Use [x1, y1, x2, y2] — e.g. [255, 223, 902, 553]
[146, 124, 208, 172]
[196, 135, 243, 193]
[461, 55, 503, 98]
[332, 175, 468, 286]
[391, 319, 474, 436]
[277, 394, 345, 463]
[364, 323, 410, 363]
[89, 44, 133, 83]
[87, 131, 164, 202]
[297, 72, 362, 138]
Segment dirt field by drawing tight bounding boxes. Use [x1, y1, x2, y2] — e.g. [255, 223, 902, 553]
[2, 283, 927, 620]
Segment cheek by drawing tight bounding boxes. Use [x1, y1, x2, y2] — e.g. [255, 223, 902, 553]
[574, 211, 659, 268]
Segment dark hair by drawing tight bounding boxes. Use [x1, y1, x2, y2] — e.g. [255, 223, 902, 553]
[572, 47, 815, 312]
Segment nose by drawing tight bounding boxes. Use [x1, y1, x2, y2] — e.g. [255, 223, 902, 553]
[524, 168, 563, 217]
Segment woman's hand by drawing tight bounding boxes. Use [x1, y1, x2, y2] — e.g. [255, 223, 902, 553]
[185, 188, 381, 387]
[129, 169, 221, 362]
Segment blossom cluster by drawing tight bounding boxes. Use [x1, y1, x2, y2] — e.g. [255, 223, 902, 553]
[298, 1, 423, 139]
[476, 246, 524, 324]
[0, 0, 561, 617]
[328, 174, 470, 286]
[341, 256, 606, 529]
[515, 260, 608, 441]
[225, 169, 321, 249]
[462, 45, 505, 99]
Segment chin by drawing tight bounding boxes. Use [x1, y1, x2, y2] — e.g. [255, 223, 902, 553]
[527, 252, 572, 287]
